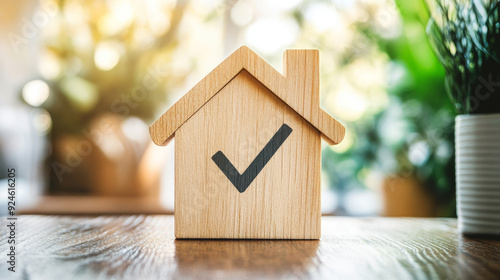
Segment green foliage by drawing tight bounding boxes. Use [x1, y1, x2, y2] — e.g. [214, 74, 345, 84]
[426, 0, 500, 114]
[319, 0, 457, 215]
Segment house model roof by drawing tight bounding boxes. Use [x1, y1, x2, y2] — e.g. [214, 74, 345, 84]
[149, 46, 345, 146]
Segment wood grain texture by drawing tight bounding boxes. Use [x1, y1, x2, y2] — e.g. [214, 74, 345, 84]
[1, 216, 499, 280]
[175, 70, 321, 239]
[149, 46, 345, 146]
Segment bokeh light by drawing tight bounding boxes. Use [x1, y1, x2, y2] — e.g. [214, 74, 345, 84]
[231, 1, 254, 27]
[32, 108, 53, 134]
[38, 51, 61, 80]
[245, 17, 299, 55]
[22, 80, 50, 107]
[94, 41, 121, 71]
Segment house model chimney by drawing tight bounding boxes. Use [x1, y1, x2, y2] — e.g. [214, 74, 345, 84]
[283, 49, 320, 121]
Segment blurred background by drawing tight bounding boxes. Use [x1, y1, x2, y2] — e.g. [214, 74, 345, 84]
[0, 0, 456, 216]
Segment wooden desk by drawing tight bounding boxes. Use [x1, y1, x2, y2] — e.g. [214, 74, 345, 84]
[1, 216, 499, 279]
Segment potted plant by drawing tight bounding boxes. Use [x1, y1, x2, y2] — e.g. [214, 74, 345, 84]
[426, 0, 500, 235]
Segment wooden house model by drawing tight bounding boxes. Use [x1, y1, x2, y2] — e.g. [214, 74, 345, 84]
[150, 46, 345, 239]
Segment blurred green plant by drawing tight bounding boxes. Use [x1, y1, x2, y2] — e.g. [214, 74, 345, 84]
[388, 1, 455, 213]
[294, 0, 457, 215]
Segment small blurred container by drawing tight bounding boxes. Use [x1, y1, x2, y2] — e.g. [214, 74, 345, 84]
[456, 114, 500, 236]
[0, 105, 48, 215]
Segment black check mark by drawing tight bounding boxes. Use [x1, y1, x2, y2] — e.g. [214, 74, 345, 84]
[212, 124, 293, 193]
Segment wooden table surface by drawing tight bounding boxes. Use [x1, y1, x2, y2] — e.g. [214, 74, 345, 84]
[1, 216, 499, 280]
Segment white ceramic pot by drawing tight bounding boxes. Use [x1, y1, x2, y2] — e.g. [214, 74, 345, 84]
[456, 114, 500, 235]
